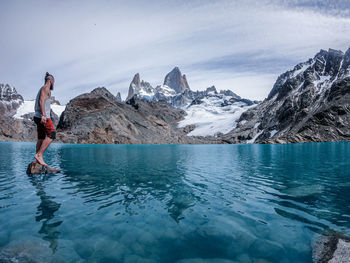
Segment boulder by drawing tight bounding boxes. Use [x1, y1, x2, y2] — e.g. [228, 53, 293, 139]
[26, 161, 61, 175]
[313, 233, 350, 263]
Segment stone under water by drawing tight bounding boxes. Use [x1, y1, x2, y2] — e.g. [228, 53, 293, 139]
[26, 161, 61, 175]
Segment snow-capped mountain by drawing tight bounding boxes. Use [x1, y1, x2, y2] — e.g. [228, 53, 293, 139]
[0, 84, 66, 141]
[0, 84, 24, 116]
[178, 89, 256, 136]
[125, 67, 259, 136]
[223, 47, 350, 144]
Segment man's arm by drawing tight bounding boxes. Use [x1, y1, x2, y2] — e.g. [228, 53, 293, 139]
[40, 86, 49, 123]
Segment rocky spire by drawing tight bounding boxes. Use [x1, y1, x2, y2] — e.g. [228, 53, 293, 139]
[116, 92, 122, 102]
[126, 73, 141, 101]
[163, 67, 190, 93]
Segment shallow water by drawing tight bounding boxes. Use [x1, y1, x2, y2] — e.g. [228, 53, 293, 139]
[0, 141, 349, 262]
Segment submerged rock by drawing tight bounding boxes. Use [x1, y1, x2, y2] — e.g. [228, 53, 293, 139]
[26, 161, 61, 175]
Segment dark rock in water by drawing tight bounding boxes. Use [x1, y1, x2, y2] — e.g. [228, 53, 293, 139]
[312, 233, 350, 263]
[26, 161, 61, 175]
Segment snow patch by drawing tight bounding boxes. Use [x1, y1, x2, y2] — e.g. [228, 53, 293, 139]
[14, 100, 66, 119]
[51, 104, 66, 117]
[178, 96, 254, 136]
[269, 129, 278, 138]
[246, 129, 264, 144]
[292, 63, 310, 78]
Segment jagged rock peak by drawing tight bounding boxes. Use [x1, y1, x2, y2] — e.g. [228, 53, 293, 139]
[0, 83, 23, 102]
[90, 87, 119, 103]
[126, 73, 155, 102]
[219, 89, 240, 99]
[163, 67, 190, 93]
[131, 73, 141, 85]
[205, 86, 217, 94]
[126, 73, 141, 101]
[116, 92, 122, 102]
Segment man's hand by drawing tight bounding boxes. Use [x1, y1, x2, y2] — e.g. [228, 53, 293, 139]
[41, 116, 47, 124]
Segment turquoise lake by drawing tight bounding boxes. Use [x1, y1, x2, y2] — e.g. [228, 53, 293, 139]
[0, 141, 349, 262]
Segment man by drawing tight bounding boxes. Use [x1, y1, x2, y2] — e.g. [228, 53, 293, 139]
[33, 72, 56, 166]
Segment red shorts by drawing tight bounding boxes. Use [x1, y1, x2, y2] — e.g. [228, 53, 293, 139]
[34, 117, 56, 140]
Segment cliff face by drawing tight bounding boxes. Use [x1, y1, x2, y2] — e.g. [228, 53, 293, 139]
[163, 66, 190, 94]
[222, 48, 350, 144]
[56, 87, 213, 144]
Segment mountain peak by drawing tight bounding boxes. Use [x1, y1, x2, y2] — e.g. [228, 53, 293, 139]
[126, 73, 155, 101]
[163, 67, 190, 93]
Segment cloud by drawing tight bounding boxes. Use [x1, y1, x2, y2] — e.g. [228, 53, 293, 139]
[0, 0, 349, 103]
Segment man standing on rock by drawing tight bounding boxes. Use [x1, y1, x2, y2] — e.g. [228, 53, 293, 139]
[33, 72, 56, 166]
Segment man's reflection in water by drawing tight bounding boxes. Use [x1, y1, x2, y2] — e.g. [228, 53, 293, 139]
[29, 174, 62, 252]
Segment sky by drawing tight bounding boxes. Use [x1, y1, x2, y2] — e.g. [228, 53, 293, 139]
[0, 0, 350, 104]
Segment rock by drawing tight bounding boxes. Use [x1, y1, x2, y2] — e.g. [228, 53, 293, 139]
[26, 161, 61, 175]
[313, 233, 350, 263]
[163, 66, 190, 93]
[126, 74, 155, 102]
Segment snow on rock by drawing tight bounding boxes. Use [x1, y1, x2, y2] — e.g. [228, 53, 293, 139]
[14, 100, 66, 119]
[269, 129, 278, 138]
[51, 104, 66, 117]
[246, 129, 264, 144]
[178, 96, 255, 136]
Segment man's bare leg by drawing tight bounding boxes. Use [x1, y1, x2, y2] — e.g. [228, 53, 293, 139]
[34, 137, 53, 166]
[36, 139, 44, 153]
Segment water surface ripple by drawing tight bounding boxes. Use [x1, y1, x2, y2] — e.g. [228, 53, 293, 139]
[0, 142, 349, 262]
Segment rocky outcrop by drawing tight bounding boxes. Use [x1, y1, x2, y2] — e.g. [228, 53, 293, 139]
[56, 87, 214, 144]
[222, 47, 350, 144]
[26, 161, 61, 174]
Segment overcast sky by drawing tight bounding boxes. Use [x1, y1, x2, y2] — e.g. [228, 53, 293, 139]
[1, 0, 350, 103]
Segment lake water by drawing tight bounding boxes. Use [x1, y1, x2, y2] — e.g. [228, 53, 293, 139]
[0, 141, 349, 263]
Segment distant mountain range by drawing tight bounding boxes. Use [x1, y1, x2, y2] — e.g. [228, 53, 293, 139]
[1, 47, 349, 144]
[124, 66, 259, 136]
